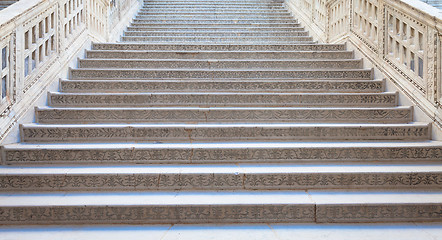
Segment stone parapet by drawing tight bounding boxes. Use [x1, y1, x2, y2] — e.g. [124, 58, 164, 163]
[0, 0, 141, 144]
[286, 0, 442, 138]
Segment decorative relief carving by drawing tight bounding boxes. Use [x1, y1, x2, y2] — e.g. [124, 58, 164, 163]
[317, 204, 442, 222]
[22, 125, 429, 142]
[70, 68, 373, 80]
[0, 205, 315, 224]
[60, 80, 384, 93]
[49, 93, 397, 106]
[1, 172, 440, 191]
[4, 146, 441, 164]
[35, 108, 412, 124]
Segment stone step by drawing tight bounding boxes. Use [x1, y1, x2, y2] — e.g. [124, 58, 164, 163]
[60, 79, 385, 93]
[138, 11, 291, 15]
[34, 106, 412, 124]
[21, 122, 430, 143]
[129, 22, 302, 27]
[0, 191, 441, 224]
[126, 26, 305, 32]
[144, 0, 284, 2]
[121, 36, 315, 43]
[131, 19, 298, 24]
[69, 68, 373, 80]
[77, 59, 363, 70]
[143, 0, 285, 3]
[139, 8, 287, 12]
[48, 92, 397, 108]
[2, 141, 441, 165]
[123, 31, 309, 37]
[85, 50, 354, 60]
[134, 14, 296, 22]
[142, 3, 285, 6]
[140, 3, 285, 7]
[92, 43, 344, 51]
[1, 224, 442, 240]
[1, 164, 440, 191]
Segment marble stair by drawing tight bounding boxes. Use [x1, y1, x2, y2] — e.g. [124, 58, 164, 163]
[1, 0, 442, 227]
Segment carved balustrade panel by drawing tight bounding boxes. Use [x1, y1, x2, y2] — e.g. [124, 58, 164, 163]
[87, 0, 108, 39]
[0, 32, 15, 117]
[352, 0, 379, 51]
[62, 0, 86, 48]
[0, 0, 141, 142]
[328, 0, 350, 42]
[22, 3, 58, 91]
[384, 5, 427, 92]
[286, 0, 442, 130]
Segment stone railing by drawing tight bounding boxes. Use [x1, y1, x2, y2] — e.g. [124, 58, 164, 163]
[286, 0, 442, 136]
[0, 0, 140, 143]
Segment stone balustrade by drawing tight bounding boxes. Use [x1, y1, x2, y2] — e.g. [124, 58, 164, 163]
[0, 0, 140, 142]
[286, 0, 442, 136]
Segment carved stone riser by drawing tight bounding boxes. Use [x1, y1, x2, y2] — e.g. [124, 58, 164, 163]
[132, 19, 298, 24]
[143, 2, 285, 6]
[133, 15, 294, 20]
[0, 203, 441, 225]
[123, 31, 309, 37]
[126, 26, 306, 32]
[2, 171, 440, 192]
[4, 144, 440, 165]
[139, 9, 288, 14]
[60, 80, 384, 93]
[78, 59, 362, 70]
[91, 43, 345, 51]
[130, 22, 302, 27]
[0, 204, 315, 225]
[48, 92, 397, 107]
[137, 12, 292, 16]
[35, 107, 411, 124]
[121, 36, 314, 43]
[22, 123, 429, 142]
[69, 69, 373, 80]
[86, 50, 353, 60]
[139, 4, 287, 8]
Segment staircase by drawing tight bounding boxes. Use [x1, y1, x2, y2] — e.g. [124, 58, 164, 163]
[1, 0, 442, 231]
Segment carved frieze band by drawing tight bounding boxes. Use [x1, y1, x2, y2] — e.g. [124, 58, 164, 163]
[0, 204, 315, 225]
[35, 108, 412, 123]
[317, 204, 442, 222]
[0, 203, 440, 225]
[0, 172, 441, 191]
[4, 146, 441, 164]
[22, 125, 429, 142]
[60, 80, 384, 93]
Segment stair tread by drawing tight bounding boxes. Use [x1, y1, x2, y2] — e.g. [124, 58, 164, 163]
[1, 164, 441, 174]
[1, 191, 441, 206]
[5, 140, 442, 149]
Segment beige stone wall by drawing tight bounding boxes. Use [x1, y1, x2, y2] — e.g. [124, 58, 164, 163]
[0, 0, 141, 143]
[286, 0, 442, 139]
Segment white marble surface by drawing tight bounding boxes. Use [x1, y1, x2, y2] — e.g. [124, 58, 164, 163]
[0, 223, 441, 240]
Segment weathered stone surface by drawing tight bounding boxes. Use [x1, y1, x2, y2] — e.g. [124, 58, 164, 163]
[35, 107, 412, 124]
[48, 92, 396, 107]
[1, 167, 441, 191]
[3, 142, 441, 165]
[1, 0, 442, 228]
[69, 68, 373, 80]
[77, 59, 362, 69]
[21, 123, 430, 142]
[60, 79, 385, 93]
